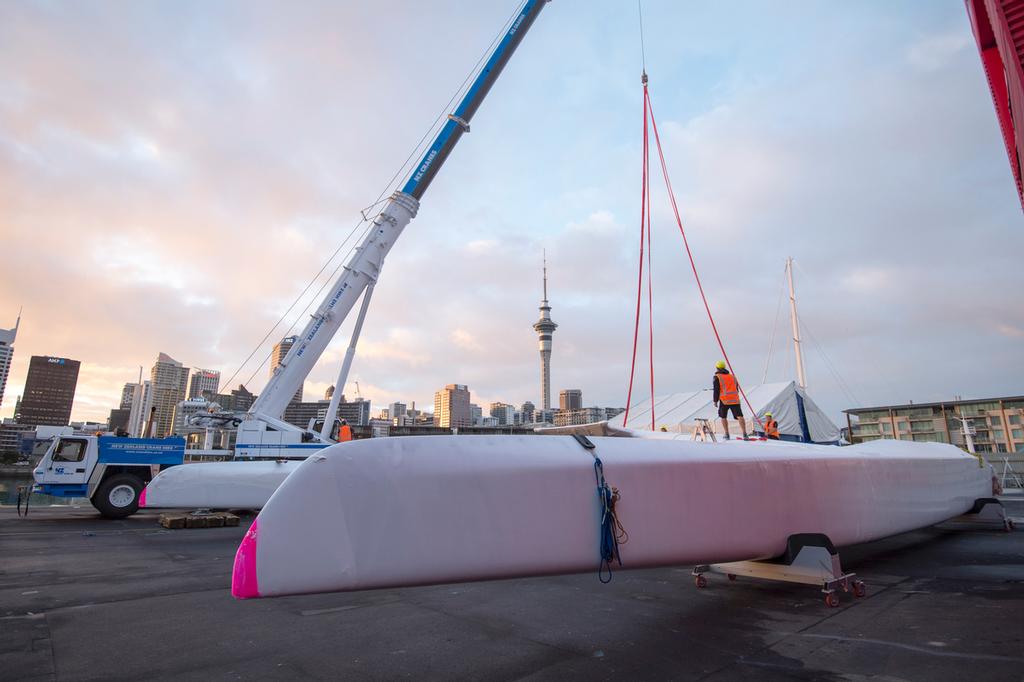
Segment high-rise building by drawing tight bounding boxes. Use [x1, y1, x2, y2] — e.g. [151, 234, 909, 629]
[532, 252, 558, 411]
[119, 382, 138, 410]
[271, 336, 303, 404]
[434, 384, 471, 429]
[128, 381, 151, 437]
[148, 353, 189, 438]
[17, 356, 81, 426]
[338, 397, 371, 427]
[0, 312, 19, 411]
[388, 402, 408, 425]
[283, 395, 371, 429]
[205, 384, 256, 413]
[552, 406, 624, 427]
[489, 402, 516, 426]
[188, 369, 220, 400]
[559, 389, 582, 411]
[108, 408, 131, 433]
[520, 401, 536, 424]
[469, 403, 483, 426]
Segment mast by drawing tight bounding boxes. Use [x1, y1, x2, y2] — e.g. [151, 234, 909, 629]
[786, 257, 807, 390]
[248, 0, 549, 426]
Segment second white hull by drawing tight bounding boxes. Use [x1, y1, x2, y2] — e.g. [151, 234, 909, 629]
[140, 460, 301, 510]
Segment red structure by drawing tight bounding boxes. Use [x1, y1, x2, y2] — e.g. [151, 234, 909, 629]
[966, 0, 1024, 209]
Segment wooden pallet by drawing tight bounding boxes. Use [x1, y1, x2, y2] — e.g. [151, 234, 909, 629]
[159, 512, 240, 529]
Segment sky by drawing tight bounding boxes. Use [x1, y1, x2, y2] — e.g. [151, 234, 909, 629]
[1, 0, 1022, 426]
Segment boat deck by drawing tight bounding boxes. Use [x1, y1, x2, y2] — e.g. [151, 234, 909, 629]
[2, 496, 1022, 681]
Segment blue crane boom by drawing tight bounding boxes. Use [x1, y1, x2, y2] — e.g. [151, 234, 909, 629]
[403, 0, 548, 199]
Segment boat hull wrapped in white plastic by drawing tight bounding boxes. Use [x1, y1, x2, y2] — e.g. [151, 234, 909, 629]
[140, 461, 301, 510]
[231, 435, 991, 599]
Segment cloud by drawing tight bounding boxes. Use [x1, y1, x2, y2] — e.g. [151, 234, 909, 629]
[996, 324, 1024, 339]
[450, 329, 482, 352]
[907, 33, 971, 71]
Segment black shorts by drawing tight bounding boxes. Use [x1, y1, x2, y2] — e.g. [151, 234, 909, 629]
[718, 402, 743, 419]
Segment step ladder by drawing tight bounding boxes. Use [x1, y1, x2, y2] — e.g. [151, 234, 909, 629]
[692, 418, 717, 442]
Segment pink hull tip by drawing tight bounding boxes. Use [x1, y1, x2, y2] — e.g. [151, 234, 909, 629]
[231, 519, 261, 599]
[138, 487, 147, 508]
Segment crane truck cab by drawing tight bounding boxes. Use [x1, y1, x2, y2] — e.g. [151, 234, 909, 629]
[33, 435, 185, 518]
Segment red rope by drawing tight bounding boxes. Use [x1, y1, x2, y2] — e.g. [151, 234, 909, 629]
[645, 90, 764, 432]
[623, 84, 650, 427]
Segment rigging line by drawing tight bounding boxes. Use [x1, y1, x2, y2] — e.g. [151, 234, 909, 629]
[800, 318, 861, 407]
[223, 2, 524, 392]
[645, 88, 763, 431]
[368, 0, 527, 204]
[243, 218, 379, 389]
[761, 264, 788, 385]
[637, 0, 647, 73]
[798, 312, 858, 405]
[788, 258, 867, 405]
[220, 216, 370, 392]
[623, 82, 650, 427]
[791, 258, 900, 404]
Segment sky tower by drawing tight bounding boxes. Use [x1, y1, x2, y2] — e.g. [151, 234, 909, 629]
[532, 251, 558, 411]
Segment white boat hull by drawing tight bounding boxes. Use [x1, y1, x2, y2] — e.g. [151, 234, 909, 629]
[140, 460, 301, 510]
[231, 435, 992, 599]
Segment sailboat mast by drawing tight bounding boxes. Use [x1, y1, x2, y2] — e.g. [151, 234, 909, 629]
[786, 257, 807, 389]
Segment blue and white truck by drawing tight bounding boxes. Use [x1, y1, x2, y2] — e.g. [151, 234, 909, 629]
[32, 435, 185, 518]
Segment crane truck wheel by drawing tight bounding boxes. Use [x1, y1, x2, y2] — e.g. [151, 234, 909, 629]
[92, 474, 143, 519]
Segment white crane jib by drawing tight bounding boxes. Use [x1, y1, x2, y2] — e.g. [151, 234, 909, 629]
[236, 0, 550, 456]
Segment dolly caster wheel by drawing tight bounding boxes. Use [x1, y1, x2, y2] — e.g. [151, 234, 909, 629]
[727, 573, 737, 581]
[824, 592, 840, 608]
[695, 574, 708, 589]
[853, 581, 866, 598]
[1005, 519, 1015, 532]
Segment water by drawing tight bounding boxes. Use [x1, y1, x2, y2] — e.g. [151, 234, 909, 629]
[0, 474, 83, 507]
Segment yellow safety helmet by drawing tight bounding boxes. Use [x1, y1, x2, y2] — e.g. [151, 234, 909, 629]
[764, 412, 773, 418]
[715, 360, 726, 370]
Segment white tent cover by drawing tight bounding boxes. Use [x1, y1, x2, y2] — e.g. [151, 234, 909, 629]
[622, 381, 841, 444]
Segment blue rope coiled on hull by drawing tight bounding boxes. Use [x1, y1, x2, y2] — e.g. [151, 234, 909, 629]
[594, 457, 626, 583]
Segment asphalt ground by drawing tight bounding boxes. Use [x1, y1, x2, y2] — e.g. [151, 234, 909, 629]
[1, 496, 1022, 682]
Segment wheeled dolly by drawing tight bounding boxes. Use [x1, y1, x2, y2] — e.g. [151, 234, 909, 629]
[692, 533, 865, 608]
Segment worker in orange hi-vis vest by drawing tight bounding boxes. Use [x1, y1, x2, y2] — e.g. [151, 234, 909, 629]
[712, 360, 748, 440]
[763, 412, 780, 440]
[337, 419, 354, 442]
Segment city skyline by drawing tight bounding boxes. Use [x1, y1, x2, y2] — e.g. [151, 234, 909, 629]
[0, 308, 623, 427]
[1, 2, 1023, 427]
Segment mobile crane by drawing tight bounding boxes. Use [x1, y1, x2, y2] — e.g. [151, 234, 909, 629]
[201, 1, 550, 459]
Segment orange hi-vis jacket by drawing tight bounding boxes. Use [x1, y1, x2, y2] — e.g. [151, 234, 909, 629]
[338, 424, 354, 442]
[765, 419, 779, 438]
[717, 372, 740, 405]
